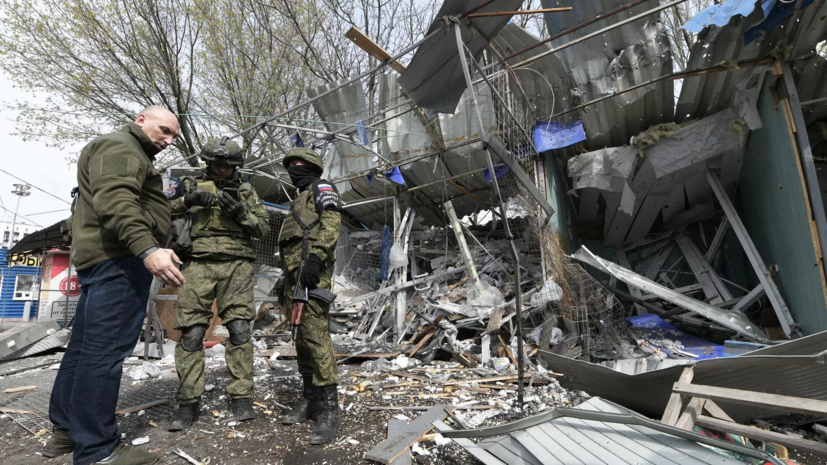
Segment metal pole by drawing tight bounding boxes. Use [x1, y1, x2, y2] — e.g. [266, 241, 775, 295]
[454, 24, 525, 406]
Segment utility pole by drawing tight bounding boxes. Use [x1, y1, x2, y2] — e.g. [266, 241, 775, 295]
[1, 184, 31, 329]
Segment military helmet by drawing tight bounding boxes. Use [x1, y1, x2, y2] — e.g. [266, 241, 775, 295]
[282, 147, 323, 174]
[200, 137, 244, 167]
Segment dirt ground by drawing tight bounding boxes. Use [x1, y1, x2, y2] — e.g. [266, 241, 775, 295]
[0, 350, 563, 465]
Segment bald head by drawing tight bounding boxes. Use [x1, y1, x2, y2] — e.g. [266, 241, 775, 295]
[135, 105, 180, 150]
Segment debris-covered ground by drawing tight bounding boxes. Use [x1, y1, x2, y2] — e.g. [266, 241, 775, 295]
[0, 347, 582, 465]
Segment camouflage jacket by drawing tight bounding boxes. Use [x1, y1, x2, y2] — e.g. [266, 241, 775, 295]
[279, 181, 341, 272]
[169, 175, 270, 259]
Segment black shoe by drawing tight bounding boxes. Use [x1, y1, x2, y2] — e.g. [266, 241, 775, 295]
[42, 428, 75, 457]
[168, 402, 200, 432]
[280, 375, 320, 425]
[92, 444, 159, 464]
[309, 385, 340, 445]
[230, 398, 255, 422]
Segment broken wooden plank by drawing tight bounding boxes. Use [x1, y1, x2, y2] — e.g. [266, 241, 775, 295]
[497, 334, 518, 368]
[409, 327, 438, 357]
[661, 367, 694, 426]
[365, 404, 450, 463]
[115, 399, 171, 415]
[675, 397, 706, 431]
[387, 420, 412, 465]
[673, 382, 827, 418]
[3, 386, 37, 394]
[0, 407, 38, 414]
[695, 415, 827, 457]
[703, 400, 735, 422]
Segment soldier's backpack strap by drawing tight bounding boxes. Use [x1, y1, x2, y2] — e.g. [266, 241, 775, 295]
[293, 194, 321, 262]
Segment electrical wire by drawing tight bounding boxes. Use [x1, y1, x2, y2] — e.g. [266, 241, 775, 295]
[0, 169, 72, 205]
[0, 205, 43, 228]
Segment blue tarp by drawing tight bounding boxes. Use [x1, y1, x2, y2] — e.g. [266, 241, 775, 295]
[367, 166, 407, 186]
[744, 0, 814, 44]
[532, 120, 587, 152]
[627, 314, 725, 359]
[682, 0, 776, 33]
[355, 120, 369, 146]
[484, 164, 508, 183]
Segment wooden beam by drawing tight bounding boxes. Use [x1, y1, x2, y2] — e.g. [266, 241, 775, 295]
[345, 27, 406, 73]
[661, 367, 694, 426]
[467, 8, 572, 18]
[703, 400, 735, 422]
[673, 382, 827, 417]
[116, 399, 171, 415]
[675, 397, 705, 431]
[695, 415, 827, 457]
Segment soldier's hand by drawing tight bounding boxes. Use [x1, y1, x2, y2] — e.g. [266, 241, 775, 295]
[218, 191, 245, 218]
[143, 248, 186, 287]
[184, 190, 215, 207]
[300, 254, 322, 289]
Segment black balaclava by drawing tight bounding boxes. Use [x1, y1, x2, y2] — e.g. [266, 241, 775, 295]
[288, 165, 320, 191]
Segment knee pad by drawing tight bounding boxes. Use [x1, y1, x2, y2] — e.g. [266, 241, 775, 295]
[180, 324, 208, 352]
[227, 319, 252, 346]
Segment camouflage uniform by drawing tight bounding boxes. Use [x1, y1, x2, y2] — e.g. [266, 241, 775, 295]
[170, 148, 270, 404]
[279, 152, 341, 387]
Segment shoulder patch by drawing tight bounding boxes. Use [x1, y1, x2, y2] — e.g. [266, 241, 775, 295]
[165, 181, 183, 200]
[312, 180, 341, 212]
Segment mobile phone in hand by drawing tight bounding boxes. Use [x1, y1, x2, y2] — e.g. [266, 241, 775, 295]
[223, 187, 240, 201]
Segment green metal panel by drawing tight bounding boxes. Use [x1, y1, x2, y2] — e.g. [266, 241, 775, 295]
[544, 152, 580, 253]
[737, 77, 827, 335]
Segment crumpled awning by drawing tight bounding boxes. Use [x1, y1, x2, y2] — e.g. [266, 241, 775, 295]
[8, 220, 67, 256]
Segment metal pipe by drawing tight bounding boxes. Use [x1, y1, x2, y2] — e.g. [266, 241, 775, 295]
[454, 24, 525, 407]
[467, 8, 572, 18]
[503, 0, 650, 60]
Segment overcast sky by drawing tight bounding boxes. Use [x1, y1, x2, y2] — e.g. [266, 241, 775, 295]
[0, 71, 79, 230]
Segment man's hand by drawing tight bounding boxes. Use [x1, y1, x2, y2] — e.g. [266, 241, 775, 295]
[218, 191, 245, 218]
[184, 190, 215, 207]
[143, 248, 186, 287]
[299, 254, 322, 289]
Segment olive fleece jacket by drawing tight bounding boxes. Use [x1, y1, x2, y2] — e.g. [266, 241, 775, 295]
[72, 122, 171, 270]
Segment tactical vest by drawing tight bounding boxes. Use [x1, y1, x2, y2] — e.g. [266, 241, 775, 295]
[190, 180, 247, 238]
[278, 189, 321, 251]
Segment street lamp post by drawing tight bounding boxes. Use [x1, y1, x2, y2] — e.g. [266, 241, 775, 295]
[1, 184, 31, 329]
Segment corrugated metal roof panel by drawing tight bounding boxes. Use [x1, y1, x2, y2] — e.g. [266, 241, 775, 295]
[539, 329, 827, 422]
[540, 0, 675, 150]
[676, 0, 827, 123]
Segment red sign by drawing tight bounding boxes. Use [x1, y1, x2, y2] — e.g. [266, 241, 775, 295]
[60, 276, 81, 297]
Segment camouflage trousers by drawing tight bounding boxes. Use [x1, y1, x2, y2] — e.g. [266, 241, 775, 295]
[282, 264, 338, 386]
[174, 258, 255, 403]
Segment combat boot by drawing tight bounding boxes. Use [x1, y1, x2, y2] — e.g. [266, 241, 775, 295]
[309, 384, 340, 445]
[231, 397, 255, 422]
[168, 402, 200, 432]
[280, 375, 321, 424]
[42, 428, 74, 457]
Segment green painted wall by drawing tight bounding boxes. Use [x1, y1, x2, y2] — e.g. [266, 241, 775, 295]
[738, 77, 827, 335]
[544, 152, 580, 253]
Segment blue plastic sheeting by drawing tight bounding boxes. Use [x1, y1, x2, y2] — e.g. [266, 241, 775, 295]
[355, 120, 369, 146]
[379, 225, 392, 281]
[532, 120, 587, 152]
[744, 0, 815, 44]
[367, 166, 407, 186]
[290, 132, 304, 147]
[484, 164, 509, 183]
[682, 0, 776, 33]
[627, 314, 724, 359]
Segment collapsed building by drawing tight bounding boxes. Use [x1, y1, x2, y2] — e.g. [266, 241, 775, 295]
[4, 0, 827, 463]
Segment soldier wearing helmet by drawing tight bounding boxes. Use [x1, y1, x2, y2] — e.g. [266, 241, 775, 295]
[165, 137, 270, 431]
[278, 147, 342, 445]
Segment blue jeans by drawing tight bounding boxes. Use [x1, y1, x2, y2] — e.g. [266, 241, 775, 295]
[49, 256, 153, 464]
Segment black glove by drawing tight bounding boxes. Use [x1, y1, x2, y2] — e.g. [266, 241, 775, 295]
[184, 190, 215, 207]
[299, 254, 322, 289]
[218, 191, 245, 218]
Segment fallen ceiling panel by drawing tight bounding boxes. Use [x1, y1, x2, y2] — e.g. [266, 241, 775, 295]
[399, 0, 522, 114]
[539, 329, 827, 423]
[570, 245, 768, 340]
